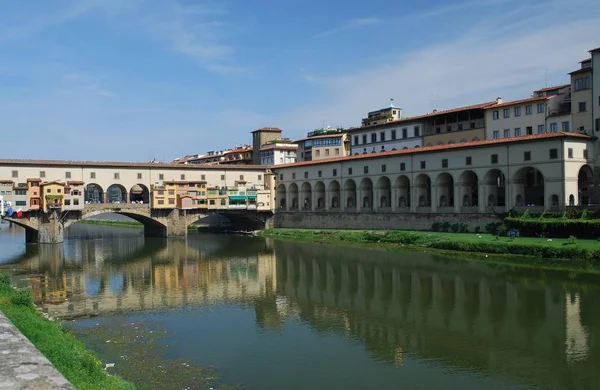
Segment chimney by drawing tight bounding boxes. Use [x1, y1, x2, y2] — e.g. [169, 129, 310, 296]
[496, 97, 503, 104]
[432, 109, 438, 113]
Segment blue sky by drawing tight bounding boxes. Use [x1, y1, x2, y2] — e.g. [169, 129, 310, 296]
[1, 0, 599, 162]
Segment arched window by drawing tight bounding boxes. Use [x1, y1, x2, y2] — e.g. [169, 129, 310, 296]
[516, 194, 524, 206]
[569, 194, 575, 206]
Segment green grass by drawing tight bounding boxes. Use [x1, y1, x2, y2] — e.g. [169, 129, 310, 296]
[0, 274, 134, 390]
[262, 228, 600, 263]
[78, 219, 143, 228]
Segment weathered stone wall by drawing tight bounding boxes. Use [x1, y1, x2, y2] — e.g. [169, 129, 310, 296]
[274, 212, 502, 231]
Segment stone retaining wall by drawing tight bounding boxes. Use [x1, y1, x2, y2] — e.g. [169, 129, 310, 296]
[274, 212, 502, 231]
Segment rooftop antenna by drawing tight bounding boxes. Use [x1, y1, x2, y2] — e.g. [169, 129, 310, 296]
[389, 98, 395, 108]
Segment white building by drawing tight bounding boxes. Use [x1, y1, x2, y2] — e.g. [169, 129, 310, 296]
[349, 118, 423, 155]
[260, 143, 298, 165]
[591, 47, 600, 133]
[485, 96, 557, 139]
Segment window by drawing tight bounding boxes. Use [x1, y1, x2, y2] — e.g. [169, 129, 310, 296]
[414, 126, 420, 136]
[258, 175, 262, 180]
[446, 125, 452, 132]
[493, 130, 499, 139]
[65, 171, 71, 179]
[90, 172, 96, 179]
[400, 163, 406, 171]
[333, 169, 337, 176]
[238, 174, 243, 181]
[514, 107, 521, 116]
[362, 135, 367, 144]
[316, 150, 321, 157]
[442, 159, 448, 168]
[537, 125, 545, 134]
[364, 166, 369, 174]
[503, 108, 510, 118]
[491, 154, 498, 164]
[318, 170, 322, 178]
[74, 199, 79, 206]
[158, 199, 164, 205]
[304, 172, 308, 179]
[11, 170, 17, 178]
[391, 130, 397, 140]
[537, 103, 545, 113]
[168, 190, 175, 195]
[47, 189, 51, 193]
[65, 199, 71, 206]
[40, 171, 46, 178]
[57, 189, 62, 194]
[526, 126, 533, 135]
[371, 133, 377, 143]
[381, 164, 386, 173]
[503, 129, 510, 138]
[158, 190, 164, 195]
[335, 148, 340, 155]
[436, 127, 441, 134]
[524, 151, 531, 161]
[402, 128, 407, 138]
[292, 173, 296, 179]
[114, 173, 120, 179]
[568, 148, 573, 158]
[420, 161, 426, 169]
[354, 135, 359, 145]
[380, 132, 386, 142]
[458, 123, 463, 130]
[515, 127, 522, 136]
[221, 174, 225, 180]
[169, 199, 175, 205]
[549, 148, 558, 159]
[579, 102, 587, 112]
[550, 123, 557, 132]
[466, 156, 472, 166]
[325, 149, 330, 156]
[584, 149, 588, 159]
[492, 111, 499, 120]
[574, 77, 591, 91]
[348, 167, 353, 175]
[526, 105, 532, 115]
[159, 174, 164, 180]
[15, 201, 26, 206]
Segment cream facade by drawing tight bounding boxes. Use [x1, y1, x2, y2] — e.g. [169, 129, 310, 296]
[570, 60, 593, 134]
[273, 133, 595, 214]
[296, 131, 350, 162]
[591, 48, 600, 133]
[349, 119, 423, 155]
[485, 96, 552, 139]
[260, 143, 298, 165]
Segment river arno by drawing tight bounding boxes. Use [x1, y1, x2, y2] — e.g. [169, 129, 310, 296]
[1, 224, 599, 390]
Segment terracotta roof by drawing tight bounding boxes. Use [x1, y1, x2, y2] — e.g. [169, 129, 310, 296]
[164, 180, 207, 184]
[0, 159, 268, 170]
[272, 132, 591, 169]
[224, 146, 252, 154]
[294, 133, 348, 142]
[41, 180, 66, 186]
[580, 58, 592, 63]
[534, 84, 570, 93]
[485, 96, 550, 109]
[260, 144, 298, 151]
[0, 180, 14, 184]
[251, 127, 282, 133]
[67, 180, 84, 185]
[349, 101, 496, 132]
[26, 178, 42, 182]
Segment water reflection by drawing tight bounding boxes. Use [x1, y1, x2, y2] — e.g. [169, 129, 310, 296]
[1, 224, 600, 389]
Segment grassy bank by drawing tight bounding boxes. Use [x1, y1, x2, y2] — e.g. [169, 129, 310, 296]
[262, 228, 600, 263]
[0, 274, 133, 390]
[78, 219, 143, 228]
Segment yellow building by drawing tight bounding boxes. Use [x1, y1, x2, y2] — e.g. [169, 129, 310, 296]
[41, 181, 66, 212]
[151, 182, 177, 208]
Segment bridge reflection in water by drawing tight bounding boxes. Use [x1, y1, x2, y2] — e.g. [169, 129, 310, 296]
[4, 225, 600, 389]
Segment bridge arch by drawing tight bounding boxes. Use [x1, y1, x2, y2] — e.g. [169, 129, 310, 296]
[129, 184, 150, 204]
[84, 183, 104, 204]
[65, 207, 168, 237]
[106, 184, 127, 204]
[276, 184, 287, 210]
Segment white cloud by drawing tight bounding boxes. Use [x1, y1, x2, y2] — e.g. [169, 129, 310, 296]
[314, 17, 381, 38]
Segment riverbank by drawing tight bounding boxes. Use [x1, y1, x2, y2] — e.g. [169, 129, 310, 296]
[262, 228, 600, 264]
[78, 219, 142, 228]
[0, 274, 133, 390]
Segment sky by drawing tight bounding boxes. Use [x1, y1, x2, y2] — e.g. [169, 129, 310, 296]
[1, 0, 599, 162]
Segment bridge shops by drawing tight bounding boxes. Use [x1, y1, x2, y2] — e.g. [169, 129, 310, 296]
[272, 132, 597, 217]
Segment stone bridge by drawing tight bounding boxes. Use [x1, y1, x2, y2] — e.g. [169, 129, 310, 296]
[4, 204, 274, 244]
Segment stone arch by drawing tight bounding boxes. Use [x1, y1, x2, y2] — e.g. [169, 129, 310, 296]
[513, 167, 544, 207]
[289, 183, 299, 209]
[436, 172, 454, 208]
[484, 169, 506, 207]
[106, 184, 127, 204]
[315, 181, 326, 209]
[569, 194, 575, 206]
[328, 180, 341, 209]
[578, 165, 593, 206]
[301, 182, 312, 210]
[276, 184, 287, 209]
[359, 178, 373, 210]
[415, 174, 431, 207]
[459, 170, 478, 207]
[344, 179, 357, 209]
[394, 175, 410, 208]
[84, 183, 104, 204]
[129, 184, 150, 204]
[376, 176, 391, 209]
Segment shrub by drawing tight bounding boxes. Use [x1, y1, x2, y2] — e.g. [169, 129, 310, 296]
[431, 222, 442, 232]
[485, 222, 502, 235]
[0, 273, 10, 289]
[474, 226, 481, 234]
[450, 223, 460, 233]
[504, 217, 600, 238]
[441, 222, 451, 233]
[580, 209, 589, 220]
[10, 289, 33, 307]
[568, 235, 577, 245]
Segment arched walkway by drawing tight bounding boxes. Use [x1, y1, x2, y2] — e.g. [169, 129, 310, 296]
[289, 183, 299, 209]
[376, 176, 391, 209]
[359, 178, 373, 210]
[276, 184, 287, 210]
[484, 169, 506, 208]
[315, 181, 326, 209]
[328, 180, 341, 209]
[301, 182, 312, 210]
[513, 167, 544, 208]
[84, 183, 104, 204]
[129, 184, 149, 204]
[415, 174, 431, 208]
[106, 184, 127, 204]
[436, 173, 454, 208]
[394, 175, 410, 209]
[459, 170, 478, 208]
[578, 165, 593, 206]
[344, 179, 357, 209]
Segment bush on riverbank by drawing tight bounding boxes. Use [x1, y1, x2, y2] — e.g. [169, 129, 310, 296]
[262, 229, 600, 262]
[0, 274, 133, 390]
